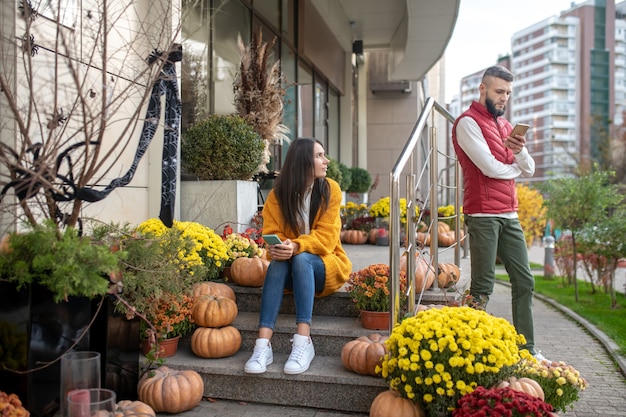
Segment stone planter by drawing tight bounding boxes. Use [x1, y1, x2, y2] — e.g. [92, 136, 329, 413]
[180, 180, 258, 235]
[346, 192, 368, 205]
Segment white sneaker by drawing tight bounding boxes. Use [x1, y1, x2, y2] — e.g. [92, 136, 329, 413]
[533, 351, 548, 363]
[244, 338, 273, 374]
[284, 334, 315, 375]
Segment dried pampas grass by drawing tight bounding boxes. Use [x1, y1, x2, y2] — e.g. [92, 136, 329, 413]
[234, 29, 290, 172]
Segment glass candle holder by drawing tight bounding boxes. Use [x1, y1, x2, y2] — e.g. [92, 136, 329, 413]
[67, 388, 116, 417]
[60, 351, 101, 417]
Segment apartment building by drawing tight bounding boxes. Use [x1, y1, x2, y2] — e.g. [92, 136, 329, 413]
[456, 0, 623, 183]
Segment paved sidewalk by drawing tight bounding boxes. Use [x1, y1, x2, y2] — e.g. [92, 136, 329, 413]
[164, 244, 626, 417]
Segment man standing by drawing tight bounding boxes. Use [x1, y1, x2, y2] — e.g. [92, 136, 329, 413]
[452, 65, 544, 360]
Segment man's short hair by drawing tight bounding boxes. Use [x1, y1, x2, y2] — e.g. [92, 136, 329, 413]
[482, 65, 514, 82]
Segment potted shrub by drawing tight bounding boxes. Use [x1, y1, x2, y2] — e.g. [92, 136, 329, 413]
[0, 221, 125, 413]
[326, 159, 352, 205]
[346, 167, 372, 205]
[180, 114, 264, 234]
[105, 218, 228, 357]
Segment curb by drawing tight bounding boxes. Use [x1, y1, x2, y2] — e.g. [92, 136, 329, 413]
[495, 280, 626, 379]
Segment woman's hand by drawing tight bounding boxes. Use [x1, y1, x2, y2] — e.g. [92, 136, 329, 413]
[267, 239, 299, 260]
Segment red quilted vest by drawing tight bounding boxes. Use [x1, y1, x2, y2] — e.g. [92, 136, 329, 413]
[452, 102, 518, 215]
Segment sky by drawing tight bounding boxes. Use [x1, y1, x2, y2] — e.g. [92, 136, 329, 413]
[444, 0, 587, 102]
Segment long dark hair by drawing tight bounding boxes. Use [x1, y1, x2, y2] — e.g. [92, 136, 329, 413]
[273, 138, 330, 235]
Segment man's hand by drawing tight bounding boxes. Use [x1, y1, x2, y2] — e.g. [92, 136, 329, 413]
[505, 133, 526, 154]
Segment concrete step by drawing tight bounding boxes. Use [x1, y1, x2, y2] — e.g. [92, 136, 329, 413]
[171, 275, 467, 413]
[230, 283, 360, 317]
[165, 347, 387, 413]
[233, 311, 384, 356]
[228, 281, 466, 317]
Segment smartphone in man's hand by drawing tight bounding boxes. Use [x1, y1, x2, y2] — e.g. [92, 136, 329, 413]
[510, 123, 529, 137]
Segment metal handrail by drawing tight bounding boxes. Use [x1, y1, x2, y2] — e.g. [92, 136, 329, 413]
[388, 96, 462, 329]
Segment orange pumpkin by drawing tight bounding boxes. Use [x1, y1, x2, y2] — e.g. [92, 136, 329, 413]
[414, 257, 435, 292]
[115, 400, 155, 417]
[192, 294, 238, 328]
[192, 281, 236, 301]
[370, 389, 425, 417]
[415, 232, 430, 246]
[437, 263, 460, 288]
[437, 221, 451, 234]
[400, 255, 435, 292]
[438, 231, 456, 246]
[341, 229, 368, 244]
[496, 376, 545, 401]
[191, 326, 242, 358]
[137, 366, 203, 413]
[341, 333, 388, 376]
[230, 256, 269, 287]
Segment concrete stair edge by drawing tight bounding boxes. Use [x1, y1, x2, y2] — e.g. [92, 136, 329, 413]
[165, 347, 387, 413]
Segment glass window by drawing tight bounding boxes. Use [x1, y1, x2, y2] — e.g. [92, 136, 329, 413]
[182, 0, 210, 130]
[253, 0, 280, 32]
[298, 63, 313, 138]
[314, 77, 327, 145]
[281, 43, 297, 143]
[214, 0, 251, 114]
[327, 88, 339, 161]
[281, 0, 296, 45]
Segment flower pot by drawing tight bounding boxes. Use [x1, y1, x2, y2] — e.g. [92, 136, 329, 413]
[360, 310, 390, 330]
[141, 336, 181, 358]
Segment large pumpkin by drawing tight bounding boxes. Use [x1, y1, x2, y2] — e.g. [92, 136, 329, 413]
[115, 400, 155, 417]
[437, 263, 460, 288]
[192, 294, 238, 328]
[496, 376, 545, 400]
[370, 389, 425, 417]
[191, 326, 242, 358]
[137, 366, 203, 413]
[341, 333, 388, 376]
[230, 256, 269, 287]
[399, 255, 435, 292]
[437, 221, 451, 234]
[341, 229, 368, 244]
[192, 281, 236, 301]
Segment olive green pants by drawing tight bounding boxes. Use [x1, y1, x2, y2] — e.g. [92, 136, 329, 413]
[465, 215, 536, 354]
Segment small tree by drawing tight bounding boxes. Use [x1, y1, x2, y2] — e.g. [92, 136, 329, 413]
[578, 208, 626, 308]
[0, 1, 182, 230]
[540, 168, 622, 301]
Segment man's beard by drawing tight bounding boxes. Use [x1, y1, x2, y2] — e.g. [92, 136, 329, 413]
[485, 97, 505, 117]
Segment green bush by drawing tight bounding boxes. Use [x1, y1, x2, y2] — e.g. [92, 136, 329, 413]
[326, 159, 352, 191]
[182, 114, 265, 180]
[337, 162, 352, 191]
[326, 159, 342, 186]
[347, 166, 372, 193]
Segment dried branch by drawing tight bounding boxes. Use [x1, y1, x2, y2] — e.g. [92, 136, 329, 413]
[0, 0, 182, 230]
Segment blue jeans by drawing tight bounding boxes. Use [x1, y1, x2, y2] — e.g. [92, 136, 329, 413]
[258, 252, 326, 330]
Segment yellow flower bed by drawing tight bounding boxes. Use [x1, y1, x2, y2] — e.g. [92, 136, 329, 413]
[137, 218, 229, 280]
[379, 306, 524, 416]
